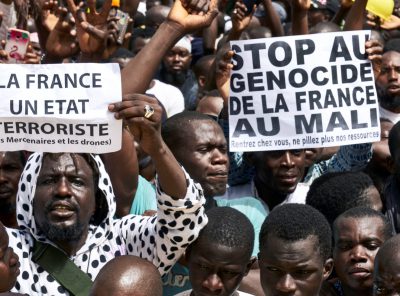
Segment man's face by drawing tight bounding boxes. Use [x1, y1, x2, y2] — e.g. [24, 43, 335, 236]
[259, 235, 332, 296]
[373, 252, 400, 296]
[0, 225, 19, 292]
[163, 46, 192, 74]
[254, 150, 305, 195]
[188, 240, 252, 296]
[33, 154, 96, 243]
[0, 152, 24, 214]
[376, 51, 400, 111]
[174, 121, 229, 198]
[333, 216, 386, 293]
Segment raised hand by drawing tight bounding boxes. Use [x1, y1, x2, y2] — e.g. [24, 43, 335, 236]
[231, 1, 256, 34]
[45, 6, 79, 60]
[167, 0, 218, 34]
[292, 0, 311, 11]
[109, 94, 163, 157]
[65, 0, 112, 55]
[381, 14, 400, 30]
[365, 39, 383, 79]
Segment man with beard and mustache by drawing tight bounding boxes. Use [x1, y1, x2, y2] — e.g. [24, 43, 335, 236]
[376, 50, 400, 123]
[1, 95, 208, 295]
[157, 36, 199, 110]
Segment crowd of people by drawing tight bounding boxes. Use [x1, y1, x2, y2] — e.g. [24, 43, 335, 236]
[0, 0, 399, 295]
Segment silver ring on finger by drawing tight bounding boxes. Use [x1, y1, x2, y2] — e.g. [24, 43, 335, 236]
[144, 104, 155, 119]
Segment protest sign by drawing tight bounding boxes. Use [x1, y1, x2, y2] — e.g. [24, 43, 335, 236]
[0, 63, 122, 153]
[229, 30, 380, 152]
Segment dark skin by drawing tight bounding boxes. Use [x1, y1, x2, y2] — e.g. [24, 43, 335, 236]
[186, 239, 254, 296]
[33, 153, 96, 256]
[61, 0, 217, 214]
[251, 150, 306, 210]
[373, 238, 400, 296]
[333, 216, 387, 296]
[0, 152, 25, 229]
[170, 120, 229, 201]
[259, 235, 333, 296]
[90, 255, 163, 296]
[0, 222, 19, 293]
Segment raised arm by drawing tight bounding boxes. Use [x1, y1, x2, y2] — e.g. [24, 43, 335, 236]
[109, 94, 188, 199]
[120, 0, 218, 95]
[101, 127, 138, 217]
[291, 0, 310, 35]
[261, 0, 284, 37]
[343, 0, 368, 30]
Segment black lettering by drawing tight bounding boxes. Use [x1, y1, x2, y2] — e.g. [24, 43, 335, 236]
[248, 72, 264, 91]
[268, 41, 292, 67]
[244, 43, 266, 69]
[232, 45, 243, 71]
[230, 96, 241, 115]
[326, 112, 349, 131]
[230, 73, 245, 92]
[257, 117, 280, 136]
[289, 68, 308, 88]
[233, 119, 256, 137]
[311, 67, 328, 86]
[294, 114, 323, 134]
[295, 39, 315, 64]
[329, 36, 352, 62]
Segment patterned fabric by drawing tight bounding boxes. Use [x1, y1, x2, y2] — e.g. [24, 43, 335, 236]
[7, 153, 207, 295]
[303, 143, 372, 185]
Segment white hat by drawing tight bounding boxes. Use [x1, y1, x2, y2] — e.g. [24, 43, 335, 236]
[174, 36, 192, 53]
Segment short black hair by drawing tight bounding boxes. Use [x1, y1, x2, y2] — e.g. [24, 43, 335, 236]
[191, 207, 254, 259]
[162, 111, 220, 151]
[383, 40, 400, 53]
[333, 206, 393, 240]
[306, 171, 379, 225]
[389, 120, 400, 159]
[259, 204, 331, 261]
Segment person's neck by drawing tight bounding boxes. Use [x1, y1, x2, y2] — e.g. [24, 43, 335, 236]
[342, 283, 373, 296]
[204, 196, 217, 211]
[254, 178, 288, 210]
[381, 101, 400, 114]
[54, 228, 90, 257]
[0, 211, 18, 229]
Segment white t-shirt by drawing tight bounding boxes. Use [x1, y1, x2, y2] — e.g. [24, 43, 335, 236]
[146, 79, 185, 117]
[379, 106, 400, 123]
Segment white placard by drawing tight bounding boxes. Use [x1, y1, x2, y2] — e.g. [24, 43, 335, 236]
[0, 63, 122, 153]
[229, 30, 380, 152]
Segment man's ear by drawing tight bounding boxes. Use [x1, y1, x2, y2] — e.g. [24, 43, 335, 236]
[244, 257, 257, 276]
[322, 258, 334, 280]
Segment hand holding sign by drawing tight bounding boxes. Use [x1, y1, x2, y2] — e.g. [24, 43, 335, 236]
[109, 94, 163, 158]
[365, 39, 383, 79]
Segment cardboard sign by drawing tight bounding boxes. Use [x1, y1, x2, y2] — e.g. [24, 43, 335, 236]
[0, 63, 122, 153]
[229, 31, 380, 152]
